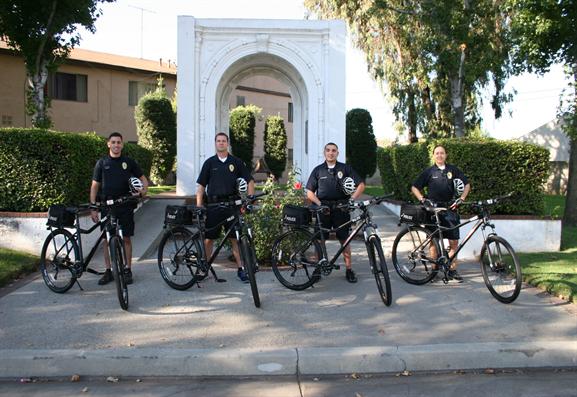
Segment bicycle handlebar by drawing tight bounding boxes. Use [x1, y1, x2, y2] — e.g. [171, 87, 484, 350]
[206, 192, 267, 209]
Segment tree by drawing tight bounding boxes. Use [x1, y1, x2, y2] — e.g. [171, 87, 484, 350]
[135, 78, 176, 185]
[508, 0, 577, 227]
[0, 0, 114, 128]
[229, 105, 261, 167]
[305, 0, 512, 140]
[263, 115, 287, 180]
[346, 108, 377, 179]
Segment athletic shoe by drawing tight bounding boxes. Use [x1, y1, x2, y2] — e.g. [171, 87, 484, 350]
[448, 269, 463, 283]
[98, 269, 113, 285]
[345, 268, 358, 283]
[237, 268, 249, 283]
[124, 268, 133, 285]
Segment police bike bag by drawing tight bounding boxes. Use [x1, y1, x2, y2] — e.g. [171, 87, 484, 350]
[282, 204, 311, 226]
[399, 203, 430, 224]
[164, 205, 199, 225]
[46, 204, 76, 228]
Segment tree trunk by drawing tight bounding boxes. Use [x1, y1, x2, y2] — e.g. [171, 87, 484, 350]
[451, 45, 467, 138]
[564, 137, 577, 227]
[407, 89, 418, 143]
[27, 61, 50, 128]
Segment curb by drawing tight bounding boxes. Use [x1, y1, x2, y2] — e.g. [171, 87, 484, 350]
[2, 341, 576, 378]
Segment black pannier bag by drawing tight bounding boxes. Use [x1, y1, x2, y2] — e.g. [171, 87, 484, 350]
[399, 203, 430, 224]
[164, 205, 195, 225]
[46, 204, 76, 228]
[282, 204, 311, 226]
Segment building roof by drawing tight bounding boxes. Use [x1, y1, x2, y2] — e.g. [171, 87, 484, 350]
[0, 41, 176, 76]
[518, 119, 570, 162]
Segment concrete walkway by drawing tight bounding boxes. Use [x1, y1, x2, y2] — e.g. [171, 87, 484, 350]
[0, 197, 575, 378]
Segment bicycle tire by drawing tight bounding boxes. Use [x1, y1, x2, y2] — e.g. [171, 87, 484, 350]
[367, 235, 392, 306]
[157, 226, 203, 290]
[40, 228, 79, 293]
[392, 225, 439, 285]
[271, 228, 322, 291]
[110, 236, 129, 310]
[480, 235, 522, 304]
[240, 235, 260, 308]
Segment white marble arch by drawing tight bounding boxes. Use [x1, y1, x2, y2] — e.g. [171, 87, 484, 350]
[177, 17, 346, 195]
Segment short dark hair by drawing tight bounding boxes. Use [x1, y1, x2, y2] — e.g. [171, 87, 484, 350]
[324, 142, 338, 150]
[215, 132, 229, 142]
[108, 132, 123, 141]
[432, 144, 446, 153]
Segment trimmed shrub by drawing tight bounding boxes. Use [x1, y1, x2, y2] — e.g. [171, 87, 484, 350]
[346, 108, 377, 179]
[135, 89, 176, 185]
[377, 139, 549, 215]
[264, 115, 287, 179]
[229, 105, 261, 167]
[0, 128, 152, 212]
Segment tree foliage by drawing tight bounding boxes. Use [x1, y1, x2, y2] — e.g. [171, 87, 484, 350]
[0, 0, 115, 127]
[229, 105, 261, 167]
[508, 0, 577, 226]
[346, 108, 377, 179]
[263, 115, 288, 180]
[305, 0, 511, 140]
[135, 79, 176, 185]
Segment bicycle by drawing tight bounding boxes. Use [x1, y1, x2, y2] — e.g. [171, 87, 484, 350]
[270, 195, 393, 306]
[157, 193, 266, 308]
[391, 193, 522, 304]
[40, 195, 139, 310]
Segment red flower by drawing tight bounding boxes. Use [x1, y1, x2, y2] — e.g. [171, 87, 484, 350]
[294, 182, 302, 190]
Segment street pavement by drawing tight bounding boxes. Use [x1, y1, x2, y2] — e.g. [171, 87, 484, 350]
[0, 196, 575, 378]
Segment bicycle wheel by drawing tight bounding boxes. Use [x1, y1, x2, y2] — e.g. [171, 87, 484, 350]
[480, 235, 522, 304]
[240, 235, 260, 308]
[367, 235, 392, 306]
[109, 236, 129, 310]
[392, 225, 439, 285]
[40, 229, 79, 293]
[157, 226, 204, 290]
[271, 228, 322, 291]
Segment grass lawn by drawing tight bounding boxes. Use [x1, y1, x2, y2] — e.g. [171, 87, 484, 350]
[148, 185, 176, 195]
[363, 185, 386, 197]
[518, 225, 577, 303]
[0, 248, 39, 287]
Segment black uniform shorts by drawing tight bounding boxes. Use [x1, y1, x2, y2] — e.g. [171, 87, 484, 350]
[427, 210, 461, 240]
[318, 205, 351, 241]
[100, 205, 135, 237]
[205, 206, 236, 240]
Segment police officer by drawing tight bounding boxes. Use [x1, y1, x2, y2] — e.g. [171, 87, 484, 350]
[90, 132, 148, 285]
[306, 142, 365, 283]
[411, 144, 470, 282]
[196, 132, 255, 283]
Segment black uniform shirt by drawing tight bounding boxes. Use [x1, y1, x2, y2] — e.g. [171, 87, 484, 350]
[306, 161, 363, 201]
[92, 155, 143, 200]
[196, 155, 253, 198]
[413, 164, 468, 203]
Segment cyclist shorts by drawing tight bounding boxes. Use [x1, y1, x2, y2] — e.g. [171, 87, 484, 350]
[205, 206, 236, 240]
[100, 205, 135, 237]
[318, 207, 351, 241]
[427, 210, 460, 240]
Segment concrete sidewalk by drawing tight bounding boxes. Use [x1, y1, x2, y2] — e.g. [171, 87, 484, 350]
[0, 198, 575, 378]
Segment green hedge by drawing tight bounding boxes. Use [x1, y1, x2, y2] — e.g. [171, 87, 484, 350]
[377, 139, 549, 215]
[0, 128, 152, 212]
[346, 108, 377, 179]
[264, 115, 288, 179]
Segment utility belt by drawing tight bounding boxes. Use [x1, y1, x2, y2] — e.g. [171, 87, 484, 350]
[206, 194, 239, 204]
[320, 199, 349, 209]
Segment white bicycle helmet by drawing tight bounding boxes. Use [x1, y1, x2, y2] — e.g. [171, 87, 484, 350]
[236, 177, 248, 194]
[129, 177, 143, 194]
[453, 178, 465, 196]
[341, 176, 356, 196]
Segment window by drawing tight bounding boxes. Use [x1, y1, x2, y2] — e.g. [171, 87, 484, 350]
[236, 95, 246, 106]
[129, 81, 156, 106]
[1, 115, 13, 126]
[49, 72, 87, 102]
[288, 102, 293, 123]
